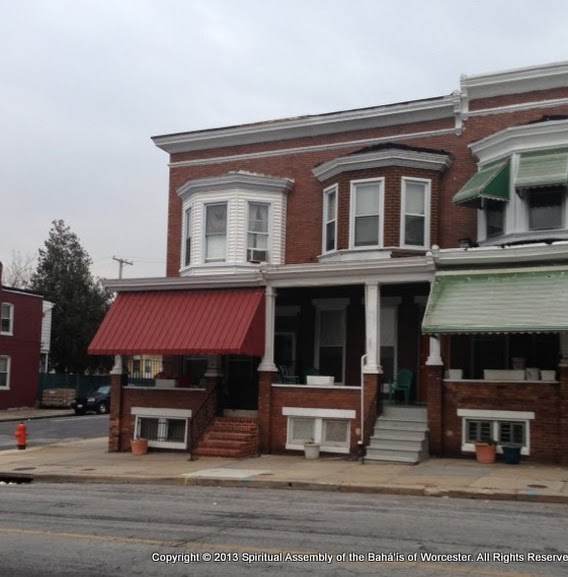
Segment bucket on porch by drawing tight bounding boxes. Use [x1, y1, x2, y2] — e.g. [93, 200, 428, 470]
[131, 438, 148, 456]
[501, 443, 522, 465]
[304, 441, 320, 460]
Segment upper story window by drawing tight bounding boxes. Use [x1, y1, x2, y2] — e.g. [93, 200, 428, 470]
[177, 172, 292, 274]
[1, 303, 14, 335]
[184, 207, 192, 267]
[322, 185, 337, 253]
[247, 202, 269, 262]
[485, 200, 505, 237]
[527, 187, 563, 230]
[351, 178, 383, 248]
[401, 178, 431, 248]
[205, 203, 227, 262]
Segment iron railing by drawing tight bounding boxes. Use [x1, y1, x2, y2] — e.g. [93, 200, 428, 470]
[188, 384, 218, 459]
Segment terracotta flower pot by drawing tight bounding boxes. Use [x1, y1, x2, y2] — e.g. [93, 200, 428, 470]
[474, 442, 496, 464]
[131, 438, 148, 456]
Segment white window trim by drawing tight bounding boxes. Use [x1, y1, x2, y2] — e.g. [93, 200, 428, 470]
[0, 356, 10, 389]
[246, 201, 272, 262]
[457, 408, 535, 455]
[349, 177, 384, 249]
[400, 177, 431, 249]
[322, 184, 338, 254]
[131, 407, 192, 450]
[1, 303, 14, 336]
[313, 298, 348, 385]
[203, 201, 228, 263]
[283, 407, 354, 453]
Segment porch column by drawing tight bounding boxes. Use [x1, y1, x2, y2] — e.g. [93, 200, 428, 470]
[363, 282, 381, 373]
[109, 355, 125, 453]
[559, 333, 568, 465]
[259, 285, 277, 372]
[426, 335, 445, 457]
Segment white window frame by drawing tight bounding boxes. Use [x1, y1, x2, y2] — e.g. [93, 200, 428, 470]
[283, 407, 355, 454]
[204, 202, 228, 263]
[183, 205, 192, 267]
[131, 407, 192, 450]
[400, 177, 431, 248]
[0, 356, 11, 389]
[313, 298, 348, 385]
[322, 184, 338, 254]
[1, 303, 14, 336]
[457, 408, 534, 455]
[246, 201, 271, 262]
[350, 178, 384, 248]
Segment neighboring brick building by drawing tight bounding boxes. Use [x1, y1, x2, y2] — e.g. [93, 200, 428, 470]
[90, 61, 568, 464]
[0, 263, 44, 409]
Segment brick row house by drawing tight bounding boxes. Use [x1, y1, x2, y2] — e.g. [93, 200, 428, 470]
[0, 263, 47, 409]
[89, 61, 568, 464]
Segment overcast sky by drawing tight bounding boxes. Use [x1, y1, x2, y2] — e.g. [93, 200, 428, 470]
[2, 0, 568, 281]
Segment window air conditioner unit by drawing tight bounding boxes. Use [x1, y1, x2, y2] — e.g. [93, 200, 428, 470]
[247, 248, 268, 262]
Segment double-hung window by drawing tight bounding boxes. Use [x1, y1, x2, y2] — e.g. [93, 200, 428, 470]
[314, 299, 348, 385]
[205, 203, 227, 262]
[485, 200, 505, 237]
[1, 303, 13, 335]
[401, 178, 430, 247]
[351, 179, 383, 247]
[247, 202, 269, 262]
[323, 185, 337, 253]
[184, 207, 192, 266]
[528, 188, 563, 231]
[0, 356, 10, 388]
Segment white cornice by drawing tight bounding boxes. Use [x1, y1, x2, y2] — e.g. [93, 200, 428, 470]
[177, 171, 294, 200]
[470, 119, 568, 164]
[430, 241, 568, 268]
[261, 257, 434, 288]
[152, 97, 455, 154]
[461, 61, 568, 101]
[467, 97, 568, 118]
[102, 272, 264, 292]
[313, 148, 451, 182]
[168, 128, 456, 169]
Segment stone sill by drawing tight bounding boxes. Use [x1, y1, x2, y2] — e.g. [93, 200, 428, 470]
[124, 385, 206, 391]
[272, 384, 361, 390]
[444, 379, 558, 384]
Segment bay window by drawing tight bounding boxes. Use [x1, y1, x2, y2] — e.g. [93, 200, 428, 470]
[351, 179, 383, 247]
[205, 203, 227, 262]
[528, 188, 563, 230]
[401, 178, 430, 247]
[323, 185, 337, 253]
[247, 202, 269, 262]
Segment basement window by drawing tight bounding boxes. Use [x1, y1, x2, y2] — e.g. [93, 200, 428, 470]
[132, 407, 192, 450]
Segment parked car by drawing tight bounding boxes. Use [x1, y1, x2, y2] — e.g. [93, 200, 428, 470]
[70, 385, 111, 415]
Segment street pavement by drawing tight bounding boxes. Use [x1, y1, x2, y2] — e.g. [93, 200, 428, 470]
[1, 408, 568, 504]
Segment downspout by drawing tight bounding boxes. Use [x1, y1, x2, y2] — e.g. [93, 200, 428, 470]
[360, 354, 367, 462]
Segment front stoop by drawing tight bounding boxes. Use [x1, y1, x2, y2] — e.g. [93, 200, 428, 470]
[365, 405, 429, 464]
[194, 417, 259, 458]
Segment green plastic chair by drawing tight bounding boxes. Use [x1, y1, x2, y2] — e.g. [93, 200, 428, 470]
[277, 365, 300, 384]
[388, 369, 413, 404]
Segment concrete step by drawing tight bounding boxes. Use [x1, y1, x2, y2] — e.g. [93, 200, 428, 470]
[371, 429, 426, 442]
[365, 447, 424, 464]
[381, 406, 427, 422]
[368, 438, 427, 452]
[374, 419, 428, 432]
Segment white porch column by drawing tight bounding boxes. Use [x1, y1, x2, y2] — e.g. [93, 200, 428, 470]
[111, 355, 123, 375]
[426, 335, 444, 366]
[363, 282, 382, 373]
[204, 355, 222, 377]
[259, 285, 277, 372]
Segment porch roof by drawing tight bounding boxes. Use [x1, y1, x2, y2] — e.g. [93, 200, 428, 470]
[422, 266, 568, 334]
[88, 288, 265, 356]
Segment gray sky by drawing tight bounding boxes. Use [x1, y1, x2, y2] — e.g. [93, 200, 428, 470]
[2, 0, 568, 280]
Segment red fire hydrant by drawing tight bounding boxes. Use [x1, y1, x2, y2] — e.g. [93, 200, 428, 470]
[14, 421, 27, 450]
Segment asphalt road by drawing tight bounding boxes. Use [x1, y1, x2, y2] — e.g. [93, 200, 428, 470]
[0, 415, 109, 450]
[0, 483, 566, 576]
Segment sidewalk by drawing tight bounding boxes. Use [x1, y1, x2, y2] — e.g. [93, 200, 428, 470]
[1, 434, 567, 504]
[0, 408, 75, 421]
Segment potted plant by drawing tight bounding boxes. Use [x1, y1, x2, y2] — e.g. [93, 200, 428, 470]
[131, 435, 148, 456]
[304, 439, 320, 460]
[474, 438, 497, 464]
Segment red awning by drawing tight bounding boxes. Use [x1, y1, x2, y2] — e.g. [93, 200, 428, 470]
[88, 288, 265, 356]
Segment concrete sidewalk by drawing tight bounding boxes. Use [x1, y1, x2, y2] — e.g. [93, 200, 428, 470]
[0, 408, 75, 421]
[1, 435, 567, 504]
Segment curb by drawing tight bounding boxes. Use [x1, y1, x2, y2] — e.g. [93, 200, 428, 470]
[0, 412, 75, 423]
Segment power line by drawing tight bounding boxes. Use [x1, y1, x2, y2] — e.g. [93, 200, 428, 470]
[112, 256, 133, 279]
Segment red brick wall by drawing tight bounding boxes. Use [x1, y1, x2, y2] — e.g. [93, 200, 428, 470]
[440, 380, 562, 463]
[0, 288, 42, 409]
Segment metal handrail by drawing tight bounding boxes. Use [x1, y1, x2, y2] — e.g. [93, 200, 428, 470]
[188, 384, 218, 460]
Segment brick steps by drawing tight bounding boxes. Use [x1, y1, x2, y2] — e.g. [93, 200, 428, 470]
[194, 417, 259, 458]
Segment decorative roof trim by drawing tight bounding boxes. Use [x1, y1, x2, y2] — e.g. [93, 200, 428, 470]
[469, 119, 568, 165]
[177, 171, 294, 200]
[153, 97, 455, 154]
[313, 148, 451, 182]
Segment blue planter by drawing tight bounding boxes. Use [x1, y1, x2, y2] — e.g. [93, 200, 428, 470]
[501, 443, 522, 465]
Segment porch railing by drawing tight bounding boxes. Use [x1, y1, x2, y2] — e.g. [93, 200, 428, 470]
[364, 388, 379, 447]
[188, 384, 218, 459]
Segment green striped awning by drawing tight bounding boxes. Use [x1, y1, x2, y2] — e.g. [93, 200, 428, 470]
[515, 150, 568, 190]
[422, 267, 568, 334]
[452, 161, 510, 207]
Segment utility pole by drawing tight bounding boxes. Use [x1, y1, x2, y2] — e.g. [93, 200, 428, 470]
[112, 256, 133, 279]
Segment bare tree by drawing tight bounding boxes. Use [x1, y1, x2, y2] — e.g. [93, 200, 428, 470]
[3, 250, 36, 289]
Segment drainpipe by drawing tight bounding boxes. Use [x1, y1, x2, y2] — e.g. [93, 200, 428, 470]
[360, 354, 367, 461]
